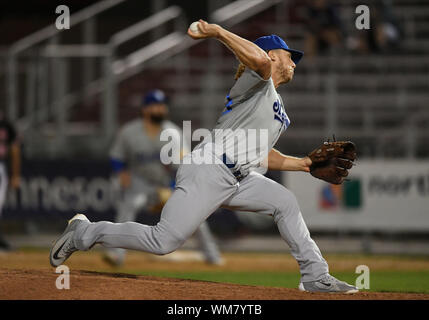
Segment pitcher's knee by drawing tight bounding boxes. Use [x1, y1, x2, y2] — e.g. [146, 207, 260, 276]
[155, 240, 182, 255]
[150, 233, 185, 255]
[274, 188, 300, 220]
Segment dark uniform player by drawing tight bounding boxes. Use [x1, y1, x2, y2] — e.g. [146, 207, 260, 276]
[0, 113, 21, 251]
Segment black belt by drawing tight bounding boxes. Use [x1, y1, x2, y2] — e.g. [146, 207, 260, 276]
[221, 153, 245, 181]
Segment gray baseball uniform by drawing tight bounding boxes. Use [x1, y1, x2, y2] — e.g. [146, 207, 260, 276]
[106, 119, 221, 264]
[73, 69, 329, 282]
[110, 119, 182, 187]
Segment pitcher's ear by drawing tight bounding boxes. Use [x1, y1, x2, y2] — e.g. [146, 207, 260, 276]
[267, 50, 276, 61]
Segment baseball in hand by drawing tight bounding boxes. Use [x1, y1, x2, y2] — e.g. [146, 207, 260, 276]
[189, 21, 201, 34]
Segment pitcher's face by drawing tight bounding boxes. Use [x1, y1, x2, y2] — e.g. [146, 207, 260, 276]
[269, 49, 296, 85]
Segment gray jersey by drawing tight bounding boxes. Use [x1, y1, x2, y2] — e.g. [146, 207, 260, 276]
[110, 119, 189, 186]
[199, 68, 290, 176]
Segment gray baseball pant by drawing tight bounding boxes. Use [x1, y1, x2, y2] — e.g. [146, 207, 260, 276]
[73, 159, 329, 282]
[106, 177, 221, 264]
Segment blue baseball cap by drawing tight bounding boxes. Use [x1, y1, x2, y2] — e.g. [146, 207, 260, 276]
[253, 35, 304, 65]
[143, 89, 167, 106]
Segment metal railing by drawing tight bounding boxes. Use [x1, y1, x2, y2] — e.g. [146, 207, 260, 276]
[6, 4, 188, 157]
[211, 0, 282, 26]
[7, 0, 127, 122]
[32, 5, 187, 143]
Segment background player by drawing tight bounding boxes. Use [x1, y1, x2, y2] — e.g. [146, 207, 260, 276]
[50, 21, 357, 293]
[0, 112, 21, 251]
[104, 90, 222, 266]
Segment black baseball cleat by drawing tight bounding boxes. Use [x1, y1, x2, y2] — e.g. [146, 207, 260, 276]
[49, 214, 89, 267]
[0, 233, 11, 251]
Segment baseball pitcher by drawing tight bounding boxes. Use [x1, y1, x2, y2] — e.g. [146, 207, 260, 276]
[51, 21, 358, 293]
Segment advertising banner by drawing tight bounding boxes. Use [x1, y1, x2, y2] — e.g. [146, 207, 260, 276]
[283, 160, 429, 232]
[3, 160, 117, 221]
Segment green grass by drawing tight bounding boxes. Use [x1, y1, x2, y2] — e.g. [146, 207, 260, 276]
[130, 270, 429, 294]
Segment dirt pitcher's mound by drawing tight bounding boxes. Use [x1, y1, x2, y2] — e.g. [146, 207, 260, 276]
[1, 268, 428, 300]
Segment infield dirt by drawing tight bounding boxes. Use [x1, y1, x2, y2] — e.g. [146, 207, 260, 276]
[1, 250, 429, 300]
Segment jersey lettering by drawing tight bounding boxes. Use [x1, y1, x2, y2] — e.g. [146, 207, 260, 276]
[272, 99, 290, 129]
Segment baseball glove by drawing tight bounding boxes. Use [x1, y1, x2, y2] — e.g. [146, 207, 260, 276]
[307, 139, 357, 185]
